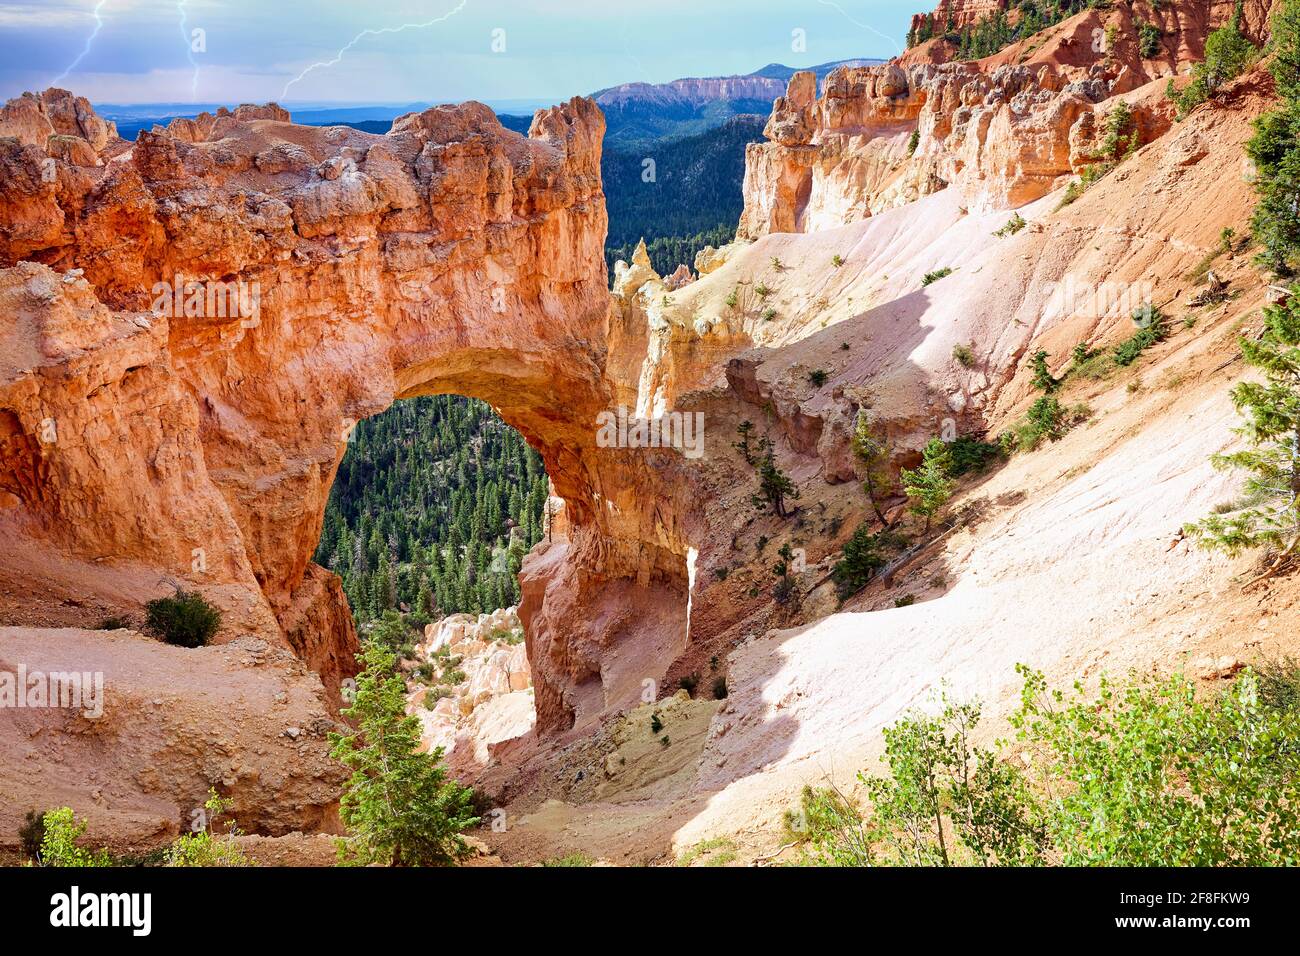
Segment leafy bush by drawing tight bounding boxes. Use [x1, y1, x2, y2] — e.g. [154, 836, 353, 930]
[37, 808, 112, 867]
[906, 129, 920, 156]
[860, 693, 1046, 865]
[782, 785, 870, 866]
[831, 254, 844, 268]
[145, 589, 222, 648]
[166, 788, 254, 867]
[1092, 99, 1138, 162]
[1029, 349, 1059, 392]
[952, 343, 975, 367]
[921, 267, 953, 287]
[1001, 396, 1088, 453]
[1249, 2, 1300, 274]
[1056, 160, 1112, 208]
[808, 369, 829, 387]
[1013, 666, 1300, 865]
[793, 666, 1300, 866]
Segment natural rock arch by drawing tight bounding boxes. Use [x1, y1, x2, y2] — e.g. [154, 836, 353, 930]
[0, 91, 694, 731]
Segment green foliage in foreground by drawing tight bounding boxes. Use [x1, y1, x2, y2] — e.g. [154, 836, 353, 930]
[788, 666, 1300, 866]
[165, 789, 254, 867]
[36, 808, 112, 867]
[331, 638, 479, 866]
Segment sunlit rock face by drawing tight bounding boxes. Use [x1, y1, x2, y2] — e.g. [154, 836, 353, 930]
[0, 91, 698, 733]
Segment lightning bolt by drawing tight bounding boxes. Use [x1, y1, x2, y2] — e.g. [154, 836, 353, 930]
[52, 0, 111, 87]
[279, 0, 469, 101]
[815, 0, 903, 56]
[178, 0, 200, 100]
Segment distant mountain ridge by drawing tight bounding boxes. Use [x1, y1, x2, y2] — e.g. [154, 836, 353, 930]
[591, 59, 884, 145]
[592, 59, 885, 105]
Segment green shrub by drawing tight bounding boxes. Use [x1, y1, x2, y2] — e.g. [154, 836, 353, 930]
[921, 267, 953, 286]
[675, 837, 737, 867]
[800, 666, 1300, 867]
[900, 438, 955, 533]
[20, 810, 46, 863]
[832, 524, 897, 598]
[860, 693, 1046, 865]
[1248, 0, 1300, 274]
[1029, 349, 1059, 392]
[831, 254, 844, 268]
[952, 343, 975, 367]
[782, 785, 870, 866]
[1168, 3, 1257, 119]
[542, 852, 594, 867]
[1056, 160, 1112, 208]
[1002, 396, 1086, 452]
[1013, 666, 1300, 865]
[1138, 20, 1162, 58]
[37, 808, 112, 867]
[1092, 99, 1138, 162]
[1184, 288, 1300, 557]
[1111, 305, 1168, 366]
[166, 788, 254, 867]
[945, 434, 1002, 476]
[808, 369, 829, 387]
[331, 638, 479, 866]
[992, 212, 1026, 237]
[145, 589, 222, 648]
[1256, 656, 1300, 714]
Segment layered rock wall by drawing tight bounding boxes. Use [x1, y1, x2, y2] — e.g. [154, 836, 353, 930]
[0, 90, 695, 732]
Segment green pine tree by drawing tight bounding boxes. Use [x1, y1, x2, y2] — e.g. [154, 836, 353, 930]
[331, 638, 479, 866]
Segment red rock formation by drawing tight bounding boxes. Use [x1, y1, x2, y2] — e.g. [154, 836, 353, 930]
[911, 0, 1008, 37]
[738, 10, 1205, 238]
[0, 92, 696, 732]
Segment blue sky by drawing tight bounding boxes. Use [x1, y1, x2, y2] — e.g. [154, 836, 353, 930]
[0, 0, 917, 106]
